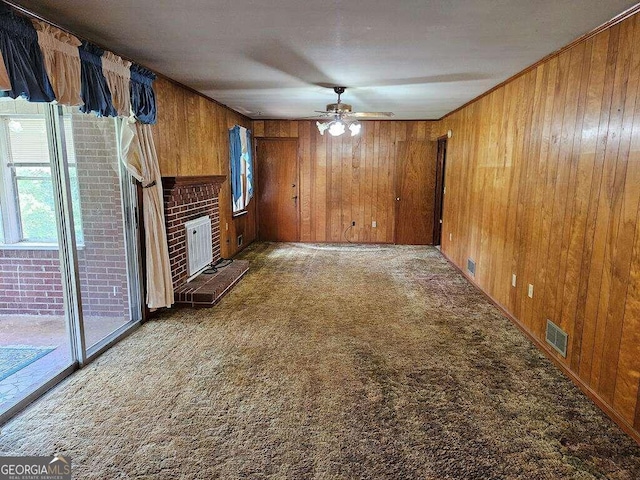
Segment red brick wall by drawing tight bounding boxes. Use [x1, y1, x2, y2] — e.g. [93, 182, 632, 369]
[164, 179, 223, 290]
[0, 249, 64, 315]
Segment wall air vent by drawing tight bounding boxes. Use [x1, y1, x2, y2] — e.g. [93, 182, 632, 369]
[467, 258, 476, 277]
[546, 320, 568, 357]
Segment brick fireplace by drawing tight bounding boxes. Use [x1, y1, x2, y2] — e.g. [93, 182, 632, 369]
[162, 176, 226, 290]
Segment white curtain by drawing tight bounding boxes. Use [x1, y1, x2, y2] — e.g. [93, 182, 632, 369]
[31, 19, 82, 105]
[102, 51, 131, 116]
[119, 117, 173, 309]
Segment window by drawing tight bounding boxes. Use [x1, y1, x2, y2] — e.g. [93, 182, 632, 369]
[0, 105, 83, 245]
[229, 125, 254, 214]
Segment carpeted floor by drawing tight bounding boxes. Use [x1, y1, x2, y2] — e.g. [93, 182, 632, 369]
[1, 242, 639, 479]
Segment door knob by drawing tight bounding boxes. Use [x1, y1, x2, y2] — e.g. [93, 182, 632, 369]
[396, 197, 400, 201]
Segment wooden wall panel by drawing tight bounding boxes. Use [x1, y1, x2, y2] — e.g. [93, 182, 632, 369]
[433, 11, 640, 441]
[152, 78, 255, 258]
[253, 120, 435, 244]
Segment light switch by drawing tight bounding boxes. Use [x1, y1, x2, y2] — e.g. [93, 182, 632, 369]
[372, 220, 377, 228]
[512, 274, 517, 287]
[528, 284, 534, 298]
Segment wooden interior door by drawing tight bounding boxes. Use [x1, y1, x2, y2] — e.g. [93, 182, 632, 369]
[433, 137, 448, 245]
[256, 138, 299, 241]
[394, 140, 437, 245]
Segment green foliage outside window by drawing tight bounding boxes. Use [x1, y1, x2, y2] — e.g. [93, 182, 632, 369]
[15, 166, 83, 243]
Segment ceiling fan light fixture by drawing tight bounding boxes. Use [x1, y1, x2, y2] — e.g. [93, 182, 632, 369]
[328, 120, 346, 136]
[349, 122, 361, 136]
[316, 121, 329, 135]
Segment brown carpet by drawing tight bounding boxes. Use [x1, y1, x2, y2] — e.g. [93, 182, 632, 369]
[1, 242, 639, 479]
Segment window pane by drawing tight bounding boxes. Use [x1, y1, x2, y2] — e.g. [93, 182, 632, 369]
[13, 167, 83, 244]
[15, 170, 56, 242]
[14, 165, 50, 178]
[6, 117, 50, 164]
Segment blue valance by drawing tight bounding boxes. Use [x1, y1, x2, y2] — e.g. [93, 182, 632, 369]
[130, 64, 157, 124]
[0, 5, 54, 102]
[79, 41, 116, 117]
[0, 6, 159, 123]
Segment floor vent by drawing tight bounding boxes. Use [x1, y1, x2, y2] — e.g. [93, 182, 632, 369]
[185, 216, 212, 280]
[546, 320, 568, 357]
[467, 258, 476, 276]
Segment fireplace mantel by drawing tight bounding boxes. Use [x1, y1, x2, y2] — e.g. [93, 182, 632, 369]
[162, 175, 226, 193]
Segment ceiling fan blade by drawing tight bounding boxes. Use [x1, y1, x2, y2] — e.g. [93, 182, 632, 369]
[349, 112, 395, 118]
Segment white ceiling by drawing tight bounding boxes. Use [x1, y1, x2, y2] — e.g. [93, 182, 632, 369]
[12, 0, 639, 119]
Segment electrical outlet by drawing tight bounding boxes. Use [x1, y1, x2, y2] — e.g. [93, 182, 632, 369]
[225, 222, 228, 231]
[528, 284, 534, 298]
[372, 220, 377, 228]
[449, 233, 452, 241]
[512, 274, 517, 287]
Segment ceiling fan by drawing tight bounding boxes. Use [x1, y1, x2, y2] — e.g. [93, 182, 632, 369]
[315, 87, 393, 137]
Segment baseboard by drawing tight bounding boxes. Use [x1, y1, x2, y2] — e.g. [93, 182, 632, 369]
[439, 250, 640, 446]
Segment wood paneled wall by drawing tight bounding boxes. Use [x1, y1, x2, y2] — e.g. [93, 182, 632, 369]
[253, 120, 434, 243]
[434, 11, 640, 441]
[152, 78, 255, 258]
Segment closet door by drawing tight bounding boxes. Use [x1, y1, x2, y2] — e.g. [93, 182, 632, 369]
[394, 140, 437, 245]
[256, 138, 300, 242]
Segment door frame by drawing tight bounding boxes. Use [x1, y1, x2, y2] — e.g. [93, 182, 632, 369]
[255, 137, 300, 242]
[433, 135, 448, 246]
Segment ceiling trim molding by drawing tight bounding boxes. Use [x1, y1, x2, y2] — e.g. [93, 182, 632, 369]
[254, 118, 441, 122]
[440, 2, 640, 120]
[1, 0, 252, 123]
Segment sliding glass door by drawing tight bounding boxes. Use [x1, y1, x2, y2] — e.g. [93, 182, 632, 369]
[0, 98, 141, 421]
[0, 100, 74, 413]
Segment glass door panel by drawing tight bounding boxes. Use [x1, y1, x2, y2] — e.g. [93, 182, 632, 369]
[62, 107, 140, 352]
[0, 99, 73, 413]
